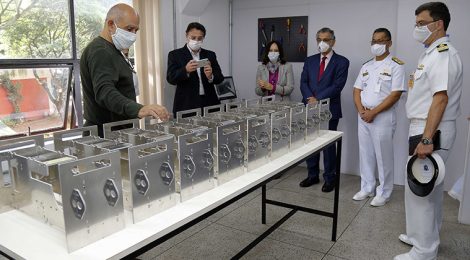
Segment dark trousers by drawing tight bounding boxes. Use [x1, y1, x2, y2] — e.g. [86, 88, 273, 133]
[173, 94, 220, 118]
[306, 119, 339, 183]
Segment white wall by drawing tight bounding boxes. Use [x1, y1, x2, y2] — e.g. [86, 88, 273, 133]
[160, 0, 470, 190]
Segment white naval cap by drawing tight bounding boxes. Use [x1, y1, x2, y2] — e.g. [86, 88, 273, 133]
[407, 152, 445, 197]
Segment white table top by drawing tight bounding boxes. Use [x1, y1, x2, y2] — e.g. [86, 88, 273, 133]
[0, 131, 342, 260]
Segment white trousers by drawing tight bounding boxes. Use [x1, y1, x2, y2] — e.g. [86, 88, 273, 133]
[449, 174, 464, 201]
[405, 119, 456, 260]
[358, 108, 396, 198]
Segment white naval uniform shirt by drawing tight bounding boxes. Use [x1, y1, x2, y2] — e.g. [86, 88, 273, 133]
[406, 36, 463, 120]
[354, 54, 406, 109]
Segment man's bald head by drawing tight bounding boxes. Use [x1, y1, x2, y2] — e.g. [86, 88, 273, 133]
[100, 3, 140, 44]
[104, 3, 139, 33]
[106, 3, 139, 24]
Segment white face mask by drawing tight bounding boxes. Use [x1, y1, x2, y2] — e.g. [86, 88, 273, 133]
[318, 41, 330, 53]
[188, 39, 203, 51]
[111, 23, 137, 50]
[268, 51, 280, 62]
[413, 22, 435, 43]
[370, 44, 387, 57]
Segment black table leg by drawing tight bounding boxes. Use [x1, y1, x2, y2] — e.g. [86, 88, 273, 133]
[261, 184, 266, 224]
[332, 138, 342, 241]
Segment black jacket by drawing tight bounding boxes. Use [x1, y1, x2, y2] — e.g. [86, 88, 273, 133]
[167, 45, 224, 115]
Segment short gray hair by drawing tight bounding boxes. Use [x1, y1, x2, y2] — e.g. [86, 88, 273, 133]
[316, 27, 335, 40]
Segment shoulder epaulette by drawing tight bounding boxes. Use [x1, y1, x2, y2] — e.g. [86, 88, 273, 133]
[437, 43, 449, 52]
[362, 58, 373, 65]
[392, 57, 404, 65]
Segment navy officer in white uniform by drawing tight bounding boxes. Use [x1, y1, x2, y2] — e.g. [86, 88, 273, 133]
[352, 28, 406, 207]
[395, 2, 463, 260]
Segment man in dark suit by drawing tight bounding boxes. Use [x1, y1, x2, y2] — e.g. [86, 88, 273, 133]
[167, 22, 224, 116]
[299, 27, 350, 192]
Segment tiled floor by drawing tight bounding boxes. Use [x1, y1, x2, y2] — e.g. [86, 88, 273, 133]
[138, 167, 470, 260]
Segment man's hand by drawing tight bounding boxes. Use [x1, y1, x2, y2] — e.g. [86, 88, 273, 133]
[203, 62, 213, 79]
[414, 142, 433, 159]
[360, 109, 377, 123]
[307, 96, 317, 104]
[185, 60, 198, 73]
[257, 79, 272, 90]
[138, 104, 170, 121]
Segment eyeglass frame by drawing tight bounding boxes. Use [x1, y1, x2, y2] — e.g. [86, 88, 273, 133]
[370, 39, 391, 45]
[316, 37, 334, 43]
[414, 19, 439, 28]
[187, 36, 205, 41]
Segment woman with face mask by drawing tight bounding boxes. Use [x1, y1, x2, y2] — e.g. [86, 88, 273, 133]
[255, 41, 294, 100]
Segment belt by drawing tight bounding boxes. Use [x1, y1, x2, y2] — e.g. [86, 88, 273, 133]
[410, 118, 427, 124]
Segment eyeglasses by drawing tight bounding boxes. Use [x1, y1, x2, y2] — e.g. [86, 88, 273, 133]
[316, 38, 333, 42]
[415, 20, 437, 27]
[370, 39, 390, 45]
[188, 36, 204, 41]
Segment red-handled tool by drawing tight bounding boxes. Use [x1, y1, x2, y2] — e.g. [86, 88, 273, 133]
[287, 18, 291, 45]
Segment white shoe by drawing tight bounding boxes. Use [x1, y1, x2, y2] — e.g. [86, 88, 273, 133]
[352, 190, 374, 201]
[370, 195, 389, 207]
[393, 252, 413, 260]
[394, 250, 436, 260]
[398, 234, 413, 246]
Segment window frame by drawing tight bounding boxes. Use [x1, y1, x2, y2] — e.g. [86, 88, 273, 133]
[0, 0, 83, 140]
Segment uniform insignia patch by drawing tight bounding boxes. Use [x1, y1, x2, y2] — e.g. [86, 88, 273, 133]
[437, 43, 449, 52]
[392, 57, 404, 65]
[381, 68, 392, 77]
[362, 71, 369, 77]
[408, 73, 414, 89]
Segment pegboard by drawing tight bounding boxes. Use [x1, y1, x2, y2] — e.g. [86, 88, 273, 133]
[257, 16, 308, 63]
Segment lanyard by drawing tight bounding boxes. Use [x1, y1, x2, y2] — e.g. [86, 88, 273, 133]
[120, 51, 136, 73]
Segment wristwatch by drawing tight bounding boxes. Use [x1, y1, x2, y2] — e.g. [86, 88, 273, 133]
[421, 137, 433, 145]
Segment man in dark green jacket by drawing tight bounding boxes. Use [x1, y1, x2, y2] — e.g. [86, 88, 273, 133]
[81, 3, 168, 137]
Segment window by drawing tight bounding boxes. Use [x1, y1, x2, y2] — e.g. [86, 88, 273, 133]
[0, 67, 71, 135]
[0, 0, 131, 139]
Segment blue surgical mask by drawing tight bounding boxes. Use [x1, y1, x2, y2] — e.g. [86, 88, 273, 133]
[112, 23, 137, 50]
[413, 22, 435, 44]
[370, 44, 386, 57]
[188, 39, 203, 51]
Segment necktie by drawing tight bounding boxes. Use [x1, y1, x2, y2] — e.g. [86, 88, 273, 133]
[318, 56, 327, 81]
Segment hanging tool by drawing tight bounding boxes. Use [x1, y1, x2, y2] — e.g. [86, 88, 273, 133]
[298, 24, 307, 35]
[286, 18, 291, 45]
[298, 41, 306, 53]
[259, 43, 265, 59]
[270, 25, 275, 41]
[259, 20, 268, 44]
[258, 20, 268, 61]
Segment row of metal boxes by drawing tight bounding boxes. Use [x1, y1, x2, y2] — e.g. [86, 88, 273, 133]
[0, 134, 124, 253]
[175, 109, 246, 184]
[0, 97, 332, 253]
